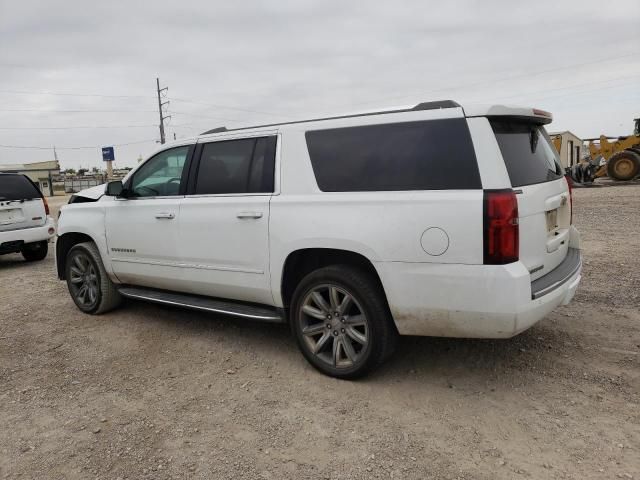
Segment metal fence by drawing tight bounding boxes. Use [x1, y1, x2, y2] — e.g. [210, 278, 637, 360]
[60, 176, 106, 193]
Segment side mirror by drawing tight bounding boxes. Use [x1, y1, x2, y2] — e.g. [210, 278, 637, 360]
[105, 180, 125, 197]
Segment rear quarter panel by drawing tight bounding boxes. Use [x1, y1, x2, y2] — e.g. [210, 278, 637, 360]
[269, 115, 485, 307]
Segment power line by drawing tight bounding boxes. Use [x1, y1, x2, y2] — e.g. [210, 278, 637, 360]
[170, 110, 242, 122]
[487, 74, 640, 103]
[0, 89, 281, 117]
[0, 108, 158, 113]
[0, 108, 240, 125]
[0, 108, 239, 125]
[0, 90, 153, 99]
[0, 124, 160, 130]
[2, 52, 637, 119]
[170, 97, 282, 118]
[351, 52, 640, 107]
[0, 139, 157, 150]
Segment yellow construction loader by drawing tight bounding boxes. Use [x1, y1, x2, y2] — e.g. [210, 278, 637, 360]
[585, 118, 640, 181]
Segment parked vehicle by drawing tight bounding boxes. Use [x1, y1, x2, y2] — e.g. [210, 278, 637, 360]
[0, 173, 55, 261]
[56, 100, 582, 378]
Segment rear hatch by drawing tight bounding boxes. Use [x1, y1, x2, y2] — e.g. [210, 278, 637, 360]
[0, 175, 47, 233]
[490, 119, 571, 280]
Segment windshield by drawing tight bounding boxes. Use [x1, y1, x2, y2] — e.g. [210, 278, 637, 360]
[490, 120, 563, 187]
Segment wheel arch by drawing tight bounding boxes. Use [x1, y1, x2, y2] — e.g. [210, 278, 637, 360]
[56, 232, 99, 279]
[279, 248, 388, 311]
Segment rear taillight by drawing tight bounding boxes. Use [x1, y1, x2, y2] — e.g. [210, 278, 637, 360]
[564, 174, 573, 225]
[483, 190, 519, 264]
[42, 197, 50, 215]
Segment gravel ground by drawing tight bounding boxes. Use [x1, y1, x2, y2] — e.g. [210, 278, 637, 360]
[1, 186, 639, 480]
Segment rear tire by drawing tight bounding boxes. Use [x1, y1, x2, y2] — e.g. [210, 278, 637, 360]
[21, 241, 48, 262]
[606, 150, 640, 181]
[290, 265, 397, 379]
[65, 241, 122, 314]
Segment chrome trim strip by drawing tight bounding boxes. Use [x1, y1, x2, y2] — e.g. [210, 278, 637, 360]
[118, 290, 282, 321]
[183, 193, 272, 199]
[111, 257, 263, 274]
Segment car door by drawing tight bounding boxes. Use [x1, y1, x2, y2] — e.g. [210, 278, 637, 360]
[178, 134, 277, 305]
[105, 144, 193, 290]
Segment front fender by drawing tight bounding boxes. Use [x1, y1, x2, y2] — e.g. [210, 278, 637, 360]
[56, 203, 112, 278]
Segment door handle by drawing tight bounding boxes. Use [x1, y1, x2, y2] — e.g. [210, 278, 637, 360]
[236, 211, 263, 219]
[155, 212, 175, 219]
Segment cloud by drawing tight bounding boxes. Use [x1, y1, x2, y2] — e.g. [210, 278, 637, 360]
[0, 0, 638, 168]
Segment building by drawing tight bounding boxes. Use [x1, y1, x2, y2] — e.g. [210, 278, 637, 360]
[0, 160, 60, 196]
[549, 131, 583, 169]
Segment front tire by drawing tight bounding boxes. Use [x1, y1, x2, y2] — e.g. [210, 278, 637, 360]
[21, 240, 48, 262]
[607, 150, 640, 181]
[290, 265, 397, 379]
[65, 241, 122, 314]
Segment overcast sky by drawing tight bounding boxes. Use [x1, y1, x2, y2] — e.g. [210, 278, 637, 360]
[1, 0, 638, 169]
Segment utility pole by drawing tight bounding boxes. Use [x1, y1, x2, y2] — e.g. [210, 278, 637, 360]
[50, 146, 58, 197]
[156, 77, 171, 144]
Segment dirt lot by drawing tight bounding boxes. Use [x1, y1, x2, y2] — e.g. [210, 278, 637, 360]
[1, 186, 639, 480]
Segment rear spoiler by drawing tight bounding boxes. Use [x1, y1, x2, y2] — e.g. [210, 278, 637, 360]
[465, 105, 553, 125]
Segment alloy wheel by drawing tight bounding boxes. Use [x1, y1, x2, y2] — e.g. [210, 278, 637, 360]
[299, 284, 369, 368]
[68, 253, 99, 308]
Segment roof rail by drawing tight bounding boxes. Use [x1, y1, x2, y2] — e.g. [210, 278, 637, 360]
[412, 100, 460, 110]
[204, 126, 227, 134]
[201, 100, 460, 135]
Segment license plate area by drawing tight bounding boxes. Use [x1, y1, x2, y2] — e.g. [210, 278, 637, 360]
[0, 208, 21, 224]
[545, 209, 558, 232]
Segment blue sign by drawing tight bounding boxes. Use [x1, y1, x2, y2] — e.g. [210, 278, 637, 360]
[101, 146, 115, 162]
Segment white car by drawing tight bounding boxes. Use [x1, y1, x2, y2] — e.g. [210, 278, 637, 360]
[56, 100, 582, 378]
[0, 173, 55, 261]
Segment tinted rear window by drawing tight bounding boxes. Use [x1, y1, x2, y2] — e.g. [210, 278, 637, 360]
[0, 175, 41, 201]
[305, 118, 481, 191]
[490, 120, 563, 187]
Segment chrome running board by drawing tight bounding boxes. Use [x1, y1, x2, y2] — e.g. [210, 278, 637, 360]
[117, 286, 284, 323]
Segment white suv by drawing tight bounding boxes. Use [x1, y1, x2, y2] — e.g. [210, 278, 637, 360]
[1, 173, 55, 261]
[56, 100, 582, 378]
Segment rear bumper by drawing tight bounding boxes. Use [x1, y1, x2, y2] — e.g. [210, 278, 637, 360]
[531, 248, 581, 299]
[377, 250, 582, 338]
[0, 218, 56, 253]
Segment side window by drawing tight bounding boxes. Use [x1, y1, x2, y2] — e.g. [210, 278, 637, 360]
[194, 136, 276, 195]
[130, 146, 190, 197]
[305, 119, 481, 192]
[248, 137, 277, 193]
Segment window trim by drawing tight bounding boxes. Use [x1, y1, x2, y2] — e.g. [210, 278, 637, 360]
[185, 134, 278, 197]
[124, 144, 195, 200]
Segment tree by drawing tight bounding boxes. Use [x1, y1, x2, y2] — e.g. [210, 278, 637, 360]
[63, 168, 76, 175]
[78, 168, 88, 176]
